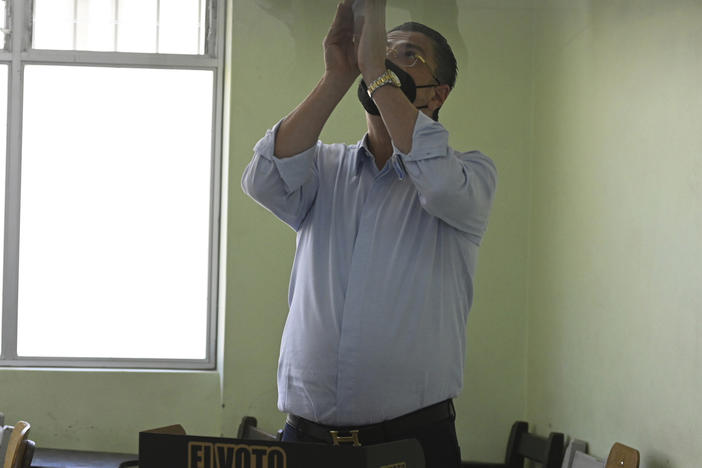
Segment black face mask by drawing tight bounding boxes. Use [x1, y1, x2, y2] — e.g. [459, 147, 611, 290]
[357, 59, 436, 116]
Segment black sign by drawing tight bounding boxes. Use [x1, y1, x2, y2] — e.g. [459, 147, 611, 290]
[139, 430, 424, 468]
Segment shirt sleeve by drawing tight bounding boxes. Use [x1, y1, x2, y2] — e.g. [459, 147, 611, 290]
[391, 112, 497, 243]
[241, 119, 320, 231]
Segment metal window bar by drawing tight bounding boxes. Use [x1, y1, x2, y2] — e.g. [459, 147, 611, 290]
[155, 0, 160, 53]
[0, 0, 225, 369]
[114, 0, 119, 52]
[72, 0, 78, 50]
[197, 0, 202, 55]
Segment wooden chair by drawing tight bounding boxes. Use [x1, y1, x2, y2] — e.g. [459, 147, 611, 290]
[19, 441, 34, 468]
[237, 416, 282, 441]
[605, 443, 639, 468]
[462, 421, 565, 468]
[2, 421, 32, 468]
[561, 441, 639, 468]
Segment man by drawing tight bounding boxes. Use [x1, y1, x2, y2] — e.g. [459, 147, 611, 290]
[241, 0, 496, 466]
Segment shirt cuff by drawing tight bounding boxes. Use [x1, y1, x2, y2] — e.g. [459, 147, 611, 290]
[391, 111, 450, 162]
[253, 119, 317, 193]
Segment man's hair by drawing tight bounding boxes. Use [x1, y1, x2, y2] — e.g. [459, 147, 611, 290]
[389, 22, 458, 120]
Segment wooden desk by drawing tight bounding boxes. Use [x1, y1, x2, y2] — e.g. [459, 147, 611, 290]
[31, 447, 137, 468]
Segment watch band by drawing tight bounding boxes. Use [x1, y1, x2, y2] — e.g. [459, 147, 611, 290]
[366, 69, 401, 98]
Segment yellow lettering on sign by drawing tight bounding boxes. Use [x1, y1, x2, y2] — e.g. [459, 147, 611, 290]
[181, 442, 287, 468]
[188, 442, 215, 468]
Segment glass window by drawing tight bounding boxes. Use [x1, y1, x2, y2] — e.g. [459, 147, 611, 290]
[32, 0, 209, 54]
[33, 0, 75, 50]
[0, 0, 223, 368]
[17, 65, 214, 359]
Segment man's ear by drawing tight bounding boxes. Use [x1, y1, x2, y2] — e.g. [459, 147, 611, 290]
[429, 84, 451, 112]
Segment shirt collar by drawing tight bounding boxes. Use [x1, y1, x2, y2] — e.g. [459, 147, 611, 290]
[354, 133, 408, 180]
[354, 133, 374, 176]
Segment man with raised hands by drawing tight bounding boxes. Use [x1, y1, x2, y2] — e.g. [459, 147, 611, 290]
[242, 1, 496, 466]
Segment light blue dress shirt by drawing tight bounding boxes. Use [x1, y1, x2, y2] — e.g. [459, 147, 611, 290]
[242, 112, 496, 426]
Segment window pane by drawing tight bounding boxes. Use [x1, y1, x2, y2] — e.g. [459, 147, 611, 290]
[117, 0, 157, 53]
[32, 0, 208, 54]
[33, 0, 75, 50]
[158, 0, 203, 55]
[18, 65, 214, 359]
[76, 0, 116, 52]
[0, 65, 6, 349]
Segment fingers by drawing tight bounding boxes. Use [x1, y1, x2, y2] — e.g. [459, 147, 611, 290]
[327, 4, 353, 45]
[331, 1, 353, 31]
[353, 16, 364, 43]
[329, 3, 344, 32]
[325, 2, 353, 48]
[339, 0, 355, 30]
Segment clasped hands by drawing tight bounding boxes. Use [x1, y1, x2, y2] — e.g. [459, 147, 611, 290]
[323, 0, 389, 89]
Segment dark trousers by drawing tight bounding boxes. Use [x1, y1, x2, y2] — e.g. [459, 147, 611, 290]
[281, 409, 462, 468]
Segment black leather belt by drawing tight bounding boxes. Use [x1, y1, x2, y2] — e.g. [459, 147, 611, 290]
[285, 399, 455, 446]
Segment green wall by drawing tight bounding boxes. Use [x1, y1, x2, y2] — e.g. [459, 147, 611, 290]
[0, 369, 221, 452]
[527, 1, 702, 465]
[1, 1, 700, 466]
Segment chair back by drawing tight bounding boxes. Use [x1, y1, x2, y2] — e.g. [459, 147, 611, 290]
[19, 440, 35, 468]
[571, 451, 604, 468]
[605, 443, 639, 468]
[505, 421, 565, 468]
[237, 416, 282, 441]
[0, 425, 15, 463]
[2, 421, 30, 468]
[561, 439, 589, 468]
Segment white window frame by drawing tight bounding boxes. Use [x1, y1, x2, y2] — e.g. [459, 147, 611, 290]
[0, 0, 226, 369]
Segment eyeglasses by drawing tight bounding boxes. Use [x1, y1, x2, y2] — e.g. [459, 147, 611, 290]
[386, 45, 441, 85]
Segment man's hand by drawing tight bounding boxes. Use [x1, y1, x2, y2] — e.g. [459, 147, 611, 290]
[356, 0, 387, 83]
[323, 0, 360, 89]
[273, 1, 360, 158]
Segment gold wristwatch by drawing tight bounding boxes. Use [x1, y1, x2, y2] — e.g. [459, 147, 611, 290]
[366, 69, 401, 98]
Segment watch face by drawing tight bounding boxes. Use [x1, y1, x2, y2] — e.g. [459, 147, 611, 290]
[388, 70, 401, 87]
[366, 70, 402, 98]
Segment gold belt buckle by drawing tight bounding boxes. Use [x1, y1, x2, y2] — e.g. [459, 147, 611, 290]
[329, 429, 361, 447]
